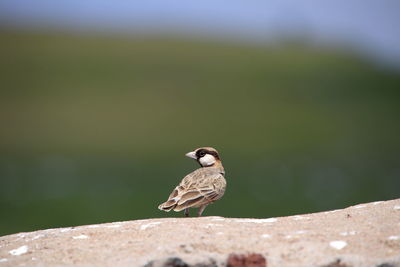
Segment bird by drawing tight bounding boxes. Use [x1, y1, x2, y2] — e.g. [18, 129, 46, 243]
[158, 147, 226, 217]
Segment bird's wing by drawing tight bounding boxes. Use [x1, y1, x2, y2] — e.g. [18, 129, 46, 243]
[173, 170, 225, 211]
[158, 168, 225, 212]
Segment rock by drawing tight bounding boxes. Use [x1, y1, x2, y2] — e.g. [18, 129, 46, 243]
[321, 259, 350, 267]
[227, 253, 267, 267]
[163, 257, 189, 267]
[1, 199, 400, 267]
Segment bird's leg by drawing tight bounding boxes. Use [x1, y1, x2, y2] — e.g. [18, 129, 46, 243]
[184, 208, 190, 217]
[197, 205, 207, 217]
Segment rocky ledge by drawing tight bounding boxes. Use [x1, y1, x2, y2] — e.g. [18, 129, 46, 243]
[1, 199, 400, 267]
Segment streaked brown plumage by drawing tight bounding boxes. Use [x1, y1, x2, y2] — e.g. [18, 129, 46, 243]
[158, 147, 226, 217]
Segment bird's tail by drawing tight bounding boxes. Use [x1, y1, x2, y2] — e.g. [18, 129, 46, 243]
[158, 200, 177, 212]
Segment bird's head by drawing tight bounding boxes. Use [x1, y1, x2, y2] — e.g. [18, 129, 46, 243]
[185, 147, 221, 167]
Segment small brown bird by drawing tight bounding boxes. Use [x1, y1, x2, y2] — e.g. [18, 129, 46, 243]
[158, 147, 226, 217]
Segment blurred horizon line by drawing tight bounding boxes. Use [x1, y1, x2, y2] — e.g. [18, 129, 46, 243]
[1, 0, 400, 69]
[1, 23, 399, 72]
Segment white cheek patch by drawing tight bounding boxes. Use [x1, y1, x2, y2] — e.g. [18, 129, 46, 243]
[199, 154, 216, 166]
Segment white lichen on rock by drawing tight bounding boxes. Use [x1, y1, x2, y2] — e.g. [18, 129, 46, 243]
[140, 222, 161, 230]
[31, 234, 44, 240]
[60, 228, 74, 233]
[9, 245, 28, 256]
[105, 224, 121, 228]
[354, 205, 367, 209]
[293, 216, 310, 220]
[329, 240, 347, 250]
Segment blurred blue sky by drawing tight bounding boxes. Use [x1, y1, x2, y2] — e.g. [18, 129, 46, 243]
[0, 0, 399, 65]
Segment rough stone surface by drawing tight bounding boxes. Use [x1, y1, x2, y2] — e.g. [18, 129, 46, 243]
[1, 199, 400, 267]
[226, 253, 266, 267]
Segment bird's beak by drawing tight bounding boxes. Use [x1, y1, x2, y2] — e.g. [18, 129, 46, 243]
[185, 151, 197, 159]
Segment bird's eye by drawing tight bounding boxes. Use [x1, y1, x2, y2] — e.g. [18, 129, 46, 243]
[199, 151, 206, 157]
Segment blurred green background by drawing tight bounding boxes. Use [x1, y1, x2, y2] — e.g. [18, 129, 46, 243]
[0, 29, 399, 236]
